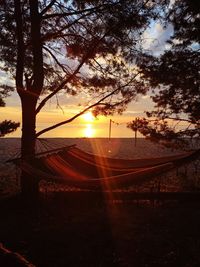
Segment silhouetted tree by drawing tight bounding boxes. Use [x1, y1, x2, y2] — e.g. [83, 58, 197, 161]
[0, 85, 20, 136]
[132, 0, 200, 146]
[0, 85, 14, 107]
[0, 120, 20, 136]
[127, 118, 190, 149]
[127, 117, 140, 147]
[0, 0, 169, 198]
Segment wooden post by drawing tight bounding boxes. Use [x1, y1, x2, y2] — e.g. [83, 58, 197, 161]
[109, 119, 112, 141]
[134, 130, 137, 147]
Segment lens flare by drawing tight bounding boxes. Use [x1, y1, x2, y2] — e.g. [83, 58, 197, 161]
[84, 124, 95, 137]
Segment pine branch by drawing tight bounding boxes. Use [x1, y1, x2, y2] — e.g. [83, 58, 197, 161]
[14, 0, 25, 96]
[36, 32, 108, 114]
[35, 56, 86, 114]
[36, 88, 121, 138]
[41, 1, 122, 20]
[36, 72, 141, 137]
[162, 116, 198, 124]
[42, 4, 107, 20]
[43, 46, 69, 73]
[40, 0, 57, 16]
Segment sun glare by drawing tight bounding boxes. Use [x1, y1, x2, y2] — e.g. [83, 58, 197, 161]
[82, 112, 95, 122]
[84, 124, 95, 137]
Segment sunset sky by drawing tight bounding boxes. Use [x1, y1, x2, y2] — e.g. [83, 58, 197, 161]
[1, 22, 174, 138]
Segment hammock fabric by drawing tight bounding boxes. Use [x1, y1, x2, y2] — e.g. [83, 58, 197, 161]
[13, 145, 200, 190]
[66, 146, 196, 169]
[59, 147, 195, 175]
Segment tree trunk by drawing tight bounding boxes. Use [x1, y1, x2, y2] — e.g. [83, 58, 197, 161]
[14, 0, 43, 201]
[19, 0, 43, 200]
[20, 95, 38, 200]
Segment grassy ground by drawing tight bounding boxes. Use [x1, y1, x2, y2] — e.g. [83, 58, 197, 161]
[0, 192, 200, 267]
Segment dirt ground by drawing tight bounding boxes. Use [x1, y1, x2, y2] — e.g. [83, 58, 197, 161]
[0, 192, 200, 267]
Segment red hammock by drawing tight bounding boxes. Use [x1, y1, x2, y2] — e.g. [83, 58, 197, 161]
[12, 146, 200, 190]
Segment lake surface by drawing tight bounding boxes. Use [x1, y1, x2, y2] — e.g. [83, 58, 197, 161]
[0, 137, 184, 163]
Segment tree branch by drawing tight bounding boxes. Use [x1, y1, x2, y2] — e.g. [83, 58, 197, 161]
[40, 0, 57, 16]
[14, 0, 25, 96]
[41, 0, 123, 42]
[36, 103, 105, 137]
[36, 72, 141, 137]
[42, 4, 106, 20]
[36, 90, 119, 137]
[42, 11, 94, 42]
[162, 116, 198, 124]
[36, 32, 108, 114]
[43, 46, 69, 73]
[35, 56, 86, 114]
[41, 1, 122, 20]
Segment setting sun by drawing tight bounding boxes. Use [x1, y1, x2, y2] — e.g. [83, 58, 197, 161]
[82, 112, 95, 122]
[84, 124, 95, 137]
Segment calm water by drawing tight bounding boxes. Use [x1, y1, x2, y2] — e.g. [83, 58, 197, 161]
[0, 137, 185, 164]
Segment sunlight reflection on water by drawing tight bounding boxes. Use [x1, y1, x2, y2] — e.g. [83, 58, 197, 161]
[83, 124, 95, 137]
